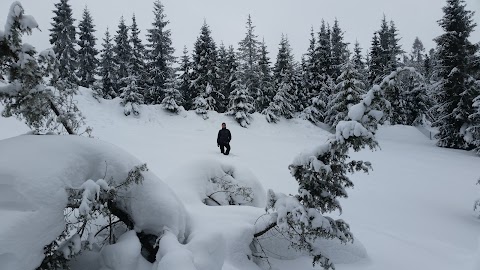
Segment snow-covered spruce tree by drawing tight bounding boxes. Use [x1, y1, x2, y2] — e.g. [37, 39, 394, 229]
[408, 37, 426, 75]
[95, 28, 116, 99]
[49, 0, 78, 88]
[120, 75, 144, 117]
[161, 77, 182, 113]
[253, 72, 409, 269]
[368, 33, 383, 85]
[397, 70, 431, 125]
[325, 60, 365, 127]
[433, 0, 479, 150]
[258, 39, 275, 111]
[177, 46, 192, 109]
[330, 19, 349, 80]
[238, 14, 261, 112]
[191, 21, 222, 116]
[0, 2, 81, 135]
[227, 72, 255, 127]
[262, 34, 296, 122]
[300, 28, 324, 123]
[129, 14, 147, 95]
[352, 40, 368, 88]
[216, 43, 230, 113]
[314, 20, 333, 119]
[77, 7, 98, 88]
[113, 16, 131, 93]
[145, 0, 175, 104]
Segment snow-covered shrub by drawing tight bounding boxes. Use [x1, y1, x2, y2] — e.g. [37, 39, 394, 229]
[205, 168, 254, 206]
[38, 164, 148, 270]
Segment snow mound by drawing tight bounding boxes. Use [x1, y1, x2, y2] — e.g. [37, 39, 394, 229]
[166, 159, 267, 208]
[0, 135, 187, 270]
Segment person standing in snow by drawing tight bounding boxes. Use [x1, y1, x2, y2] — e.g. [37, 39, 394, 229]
[217, 122, 232, 155]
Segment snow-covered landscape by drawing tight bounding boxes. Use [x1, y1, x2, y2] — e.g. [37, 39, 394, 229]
[1, 88, 479, 270]
[1, 0, 480, 269]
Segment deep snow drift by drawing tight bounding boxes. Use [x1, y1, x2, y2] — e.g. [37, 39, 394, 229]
[0, 88, 479, 270]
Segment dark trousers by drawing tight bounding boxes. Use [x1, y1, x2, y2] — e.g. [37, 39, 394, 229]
[219, 143, 230, 155]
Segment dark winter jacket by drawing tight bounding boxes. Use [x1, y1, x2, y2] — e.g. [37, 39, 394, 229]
[217, 128, 231, 144]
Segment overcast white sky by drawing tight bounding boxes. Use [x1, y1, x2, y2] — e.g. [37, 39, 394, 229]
[2, 0, 480, 61]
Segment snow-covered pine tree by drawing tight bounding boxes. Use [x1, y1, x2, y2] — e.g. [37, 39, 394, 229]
[400, 71, 431, 125]
[300, 28, 324, 123]
[258, 39, 275, 111]
[177, 46, 192, 109]
[96, 28, 116, 99]
[408, 37, 426, 75]
[161, 77, 182, 113]
[191, 21, 221, 116]
[216, 43, 230, 113]
[49, 0, 78, 88]
[330, 19, 349, 80]
[113, 16, 131, 93]
[262, 34, 296, 122]
[145, 0, 175, 104]
[315, 20, 333, 117]
[120, 75, 144, 117]
[433, 0, 479, 149]
[325, 60, 365, 127]
[368, 33, 383, 85]
[238, 14, 261, 112]
[227, 72, 255, 127]
[1, 2, 82, 135]
[129, 14, 147, 96]
[77, 6, 98, 88]
[352, 40, 368, 88]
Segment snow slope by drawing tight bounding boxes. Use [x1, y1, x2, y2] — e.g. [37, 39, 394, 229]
[0, 88, 479, 270]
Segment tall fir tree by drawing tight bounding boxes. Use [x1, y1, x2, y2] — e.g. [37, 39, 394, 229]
[191, 21, 221, 116]
[263, 35, 296, 122]
[97, 28, 116, 99]
[77, 7, 98, 88]
[258, 39, 275, 111]
[330, 19, 349, 80]
[227, 72, 255, 128]
[325, 60, 365, 127]
[178, 46, 193, 109]
[433, 0, 479, 149]
[238, 15, 261, 112]
[146, 0, 175, 104]
[216, 43, 230, 113]
[113, 16, 131, 93]
[368, 33, 383, 85]
[352, 40, 368, 87]
[408, 37, 426, 74]
[49, 0, 78, 88]
[129, 14, 147, 94]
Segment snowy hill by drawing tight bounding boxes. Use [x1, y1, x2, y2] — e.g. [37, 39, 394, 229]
[1, 88, 479, 270]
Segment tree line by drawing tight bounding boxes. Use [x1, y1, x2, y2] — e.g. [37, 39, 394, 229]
[1, 0, 479, 152]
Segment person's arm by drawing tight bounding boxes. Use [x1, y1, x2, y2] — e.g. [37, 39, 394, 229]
[217, 130, 221, 145]
[228, 130, 232, 142]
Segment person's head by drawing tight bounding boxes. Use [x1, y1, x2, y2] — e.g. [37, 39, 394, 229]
[221, 123, 226, 129]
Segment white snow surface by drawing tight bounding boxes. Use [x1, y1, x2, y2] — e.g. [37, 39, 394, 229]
[0, 87, 480, 270]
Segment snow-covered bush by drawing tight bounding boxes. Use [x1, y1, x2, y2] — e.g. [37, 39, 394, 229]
[38, 164, 148, 269]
